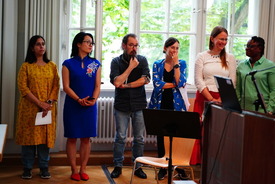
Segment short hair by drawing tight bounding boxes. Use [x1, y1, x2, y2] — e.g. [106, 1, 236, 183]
[70, 32, 94, 57]
[24, 35, 50, 63]
[163, 37, 180, 53]
[250, 36, 265, 56]
[122, 33, 137, 45]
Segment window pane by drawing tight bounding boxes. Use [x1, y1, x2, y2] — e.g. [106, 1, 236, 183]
[234, 0, 248, 34]
[204, 35, 211, 52]
[172, 35, 191, 65]
[206, 0, 230, 33]
[170, 34, 191, 79]
[101, 0, 129, 84]
[232, 37, 250, 61]
[70, 0, 81, 27]
[68, 30, 80, 56]
[86, 0, 96, 27]
[139, 34, 165, 68]
[205, 0, 258, 61]
[139, 34, 191, 72]
[234, 0, 258, 35]
[140, 0, 165, 31]
[170, 0, 193, 32]
[64, 0, 260, 88]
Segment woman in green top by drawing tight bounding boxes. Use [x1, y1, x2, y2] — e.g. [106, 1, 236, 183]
[236, 36, 275, 114]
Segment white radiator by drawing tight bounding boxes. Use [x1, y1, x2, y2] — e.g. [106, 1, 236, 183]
[91, 97, 156, 144]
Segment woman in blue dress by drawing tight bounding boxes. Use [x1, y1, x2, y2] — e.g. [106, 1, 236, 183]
[148, 37, 188, 180]
[62, 32, 101, 181]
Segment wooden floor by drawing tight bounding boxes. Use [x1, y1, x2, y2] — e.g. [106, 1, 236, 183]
[0, 151, 201, 184]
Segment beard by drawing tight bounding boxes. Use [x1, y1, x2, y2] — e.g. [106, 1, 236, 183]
[123, 50, 137, 61]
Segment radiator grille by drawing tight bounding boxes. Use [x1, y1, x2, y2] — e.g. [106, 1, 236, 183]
[91, 97, 156, 144]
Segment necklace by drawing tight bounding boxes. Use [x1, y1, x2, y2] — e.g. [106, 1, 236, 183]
[208, 50, 220, 58]
[211, 55, 220, 58]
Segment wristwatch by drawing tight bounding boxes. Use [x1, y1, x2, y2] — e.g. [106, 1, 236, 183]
[47, 100, 53, 104]
[173, 64, 180, 69]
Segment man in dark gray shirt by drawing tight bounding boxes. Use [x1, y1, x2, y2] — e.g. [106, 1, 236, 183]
[109, 33, 150, 179]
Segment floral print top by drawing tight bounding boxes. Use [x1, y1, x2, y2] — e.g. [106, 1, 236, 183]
[148, 59, 187, 111]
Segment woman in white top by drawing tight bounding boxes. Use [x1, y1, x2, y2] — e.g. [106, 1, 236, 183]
[190, 26, 237, 165]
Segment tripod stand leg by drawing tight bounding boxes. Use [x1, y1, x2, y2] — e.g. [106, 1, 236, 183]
[168, 136, 173, 184]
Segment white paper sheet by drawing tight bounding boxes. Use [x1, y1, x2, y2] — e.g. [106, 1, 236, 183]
[179, 86, 190, 111]
[173, 181, 197, 184]
[35, 110, 52, 125]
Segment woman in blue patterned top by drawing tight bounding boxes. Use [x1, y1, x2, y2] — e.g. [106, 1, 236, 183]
[62, 32, 101, 181]
[148, 37, 188, 180]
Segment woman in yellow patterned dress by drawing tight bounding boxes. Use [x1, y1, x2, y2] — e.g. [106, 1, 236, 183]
[16, 35, 59, 179]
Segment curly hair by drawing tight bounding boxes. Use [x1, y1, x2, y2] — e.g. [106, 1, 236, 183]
[250, 36, 265, 56]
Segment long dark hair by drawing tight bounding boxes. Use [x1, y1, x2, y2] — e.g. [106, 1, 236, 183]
[163, 37, 180, 53]
[209, 26, 228, 69]
[70, 32, 94, 58]
[24, 35, 50, 63]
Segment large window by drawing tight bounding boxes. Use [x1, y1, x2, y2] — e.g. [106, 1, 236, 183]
[62, 0, 259, 88]
[138, 0, 198, 84]
[63, 0, 96, 59]
[204, 0, 259, 60]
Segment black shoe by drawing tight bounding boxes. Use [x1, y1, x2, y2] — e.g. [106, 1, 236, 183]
[134, 168, 147, 179]
[22, 168, 32, 179]
[176, 168, 189, 180]
[40, 167, 51, 179]
[157, 168, 167, 180]
[110, 167, 122, 178]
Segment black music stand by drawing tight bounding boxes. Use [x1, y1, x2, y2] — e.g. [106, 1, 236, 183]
[142, 109, 201, 184]
[250, 73, 267, 113]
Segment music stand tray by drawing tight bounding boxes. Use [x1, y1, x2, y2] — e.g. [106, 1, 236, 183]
[142, 109, 201, 184]
[142, 109, 201, 139]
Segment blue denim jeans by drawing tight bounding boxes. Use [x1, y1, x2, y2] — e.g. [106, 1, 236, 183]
[113, 109, 145, 168]
[21, 144, 50, 169]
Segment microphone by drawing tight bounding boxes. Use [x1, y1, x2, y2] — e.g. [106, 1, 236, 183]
[247, 65, 275, 76]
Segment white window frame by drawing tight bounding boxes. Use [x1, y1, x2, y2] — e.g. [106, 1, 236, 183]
[129, 0, 203, 91]
[61, 0, 260, 92]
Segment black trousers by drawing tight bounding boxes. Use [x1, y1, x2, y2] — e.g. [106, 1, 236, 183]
[157, 135, 165, 158]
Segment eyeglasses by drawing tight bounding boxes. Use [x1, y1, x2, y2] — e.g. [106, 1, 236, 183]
[218, 38, 228, 42]
[127, 44, 140, 48]
[83, 40, 95, 46]
[35, 42, 45, 47]
[244, 44, 259, 49]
